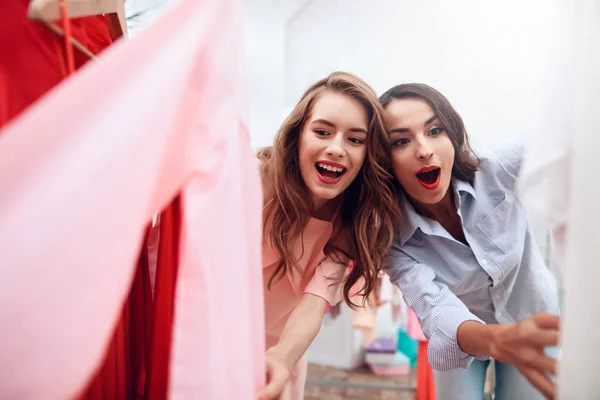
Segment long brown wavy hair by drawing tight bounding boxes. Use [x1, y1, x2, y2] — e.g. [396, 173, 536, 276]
[379, 83, 480, 183]
[258, 72, 401, 306]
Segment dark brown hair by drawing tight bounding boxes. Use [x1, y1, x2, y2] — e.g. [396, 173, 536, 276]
[258, 72, 401, 306]
[379, 83, 479, 182]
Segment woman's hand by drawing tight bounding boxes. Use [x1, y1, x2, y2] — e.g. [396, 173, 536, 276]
[256, 352, 292, 400]
[490, 312, 560, 399]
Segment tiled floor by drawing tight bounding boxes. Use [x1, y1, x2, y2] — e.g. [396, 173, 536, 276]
[305, 363, 416, 400]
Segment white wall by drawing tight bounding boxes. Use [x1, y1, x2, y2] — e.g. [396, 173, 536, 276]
[244, 0, 571, 150]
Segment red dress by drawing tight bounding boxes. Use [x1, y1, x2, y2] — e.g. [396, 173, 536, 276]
[0, 0, 112, 128]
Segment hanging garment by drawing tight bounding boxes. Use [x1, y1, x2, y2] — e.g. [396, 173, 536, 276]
[518, 1, 600, 398]
[0, 0, 264, 399]
[352, 274, 394, 347]
[0, 0, 113, 128]
[146, 197, 181, 400]
[415, 341, 436, 400]
[407, 308, 436, 400]
[75, 226, 155, 400]
[1, 3, 153, 399]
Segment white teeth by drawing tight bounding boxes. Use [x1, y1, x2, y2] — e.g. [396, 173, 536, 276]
[318, 163, 345, 172]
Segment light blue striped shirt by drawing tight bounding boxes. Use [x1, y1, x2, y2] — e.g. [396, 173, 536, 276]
[383, 138, 560, 371]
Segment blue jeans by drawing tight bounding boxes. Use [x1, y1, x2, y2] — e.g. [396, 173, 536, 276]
[434, 359, 546, 400]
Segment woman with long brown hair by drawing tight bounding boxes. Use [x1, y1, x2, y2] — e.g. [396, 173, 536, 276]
[380, 83, 560, 400]
[256, 72, 400, 399]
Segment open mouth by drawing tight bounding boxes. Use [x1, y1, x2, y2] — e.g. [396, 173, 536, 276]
[316, 162, 347, 184]
[416, 166, 441, 189]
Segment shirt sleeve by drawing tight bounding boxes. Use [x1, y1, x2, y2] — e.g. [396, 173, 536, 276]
[304, 257, 349, 306]
[383, 239, 486, 371]
[488, 134, 527, 190]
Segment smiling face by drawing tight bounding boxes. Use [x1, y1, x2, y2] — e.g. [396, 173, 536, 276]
[386, 97, 455, 205]
[298, 90, 369, 210]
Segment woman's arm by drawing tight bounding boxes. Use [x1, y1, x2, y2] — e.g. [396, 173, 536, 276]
[269, 293, 327, 372]
[384, 245, 560, 398]
[384, 247, 485, 371]
[256, 293, 328, 400]
[257, 255, 348, 400]
[457, 314, 559, 399]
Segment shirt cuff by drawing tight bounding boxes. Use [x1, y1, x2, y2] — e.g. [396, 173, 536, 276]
[427, 311, 486, 371]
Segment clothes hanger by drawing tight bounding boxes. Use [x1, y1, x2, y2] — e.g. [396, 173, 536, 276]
[27, 0, 127, 71]
[28, 0, 128, 39]
[28, 0, 127, 61]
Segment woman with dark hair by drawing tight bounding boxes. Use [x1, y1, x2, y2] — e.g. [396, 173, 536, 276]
[380, 83, 560, 400]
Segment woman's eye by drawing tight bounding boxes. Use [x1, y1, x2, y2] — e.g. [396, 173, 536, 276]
[430, 127, 444, 136]
[393, 138, 410, 147]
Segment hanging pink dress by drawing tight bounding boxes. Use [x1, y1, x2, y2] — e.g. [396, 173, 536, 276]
[0, 0, 265, 399]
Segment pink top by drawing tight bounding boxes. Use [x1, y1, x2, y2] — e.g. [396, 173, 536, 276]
[263, 214, 347, 348]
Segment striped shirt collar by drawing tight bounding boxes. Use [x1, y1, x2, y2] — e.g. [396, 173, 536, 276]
[398, 178, 477, 245]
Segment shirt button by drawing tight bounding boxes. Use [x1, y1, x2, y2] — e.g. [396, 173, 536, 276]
[482, 259, 488, 265]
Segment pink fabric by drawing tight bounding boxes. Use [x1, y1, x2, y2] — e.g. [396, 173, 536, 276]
[0, 0, 264, 399]
[407, 308, 427, 342]
[352, 302, 378, 348]
[351, 277, 380, 348]
[263, 217, 345, 346]
[352, 275, 399, 348]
